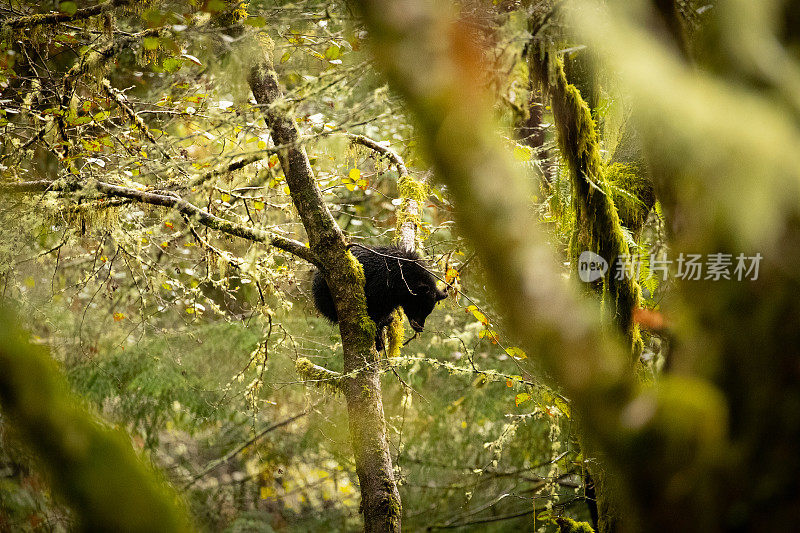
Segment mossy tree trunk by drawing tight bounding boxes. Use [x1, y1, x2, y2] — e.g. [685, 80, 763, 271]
[529, 43, 642, 354]
[215, 6, 402, 531]
[527, 27, 645, 533]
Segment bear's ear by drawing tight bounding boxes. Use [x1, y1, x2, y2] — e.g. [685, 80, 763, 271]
[435, 288, 448, 301]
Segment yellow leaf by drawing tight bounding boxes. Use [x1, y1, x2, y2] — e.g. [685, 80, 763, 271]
[505, 347, 527, 359]
[445, 268, 459, 283]
[515, 393, 531, 406]
[24, 277, 35, 288]
[221, 193, 231, 203]
[479, 329, 499, 344]
[466, 305, 489, 325]
[258, 140, 267, 150]
[161, 283, 172, 291]
[283, 185, 291, 195]
[348, 168, 361, 180]
[186, 307, 195, 314]
[254, 200, 265, 210]
[513, 144, 533, 162]
[113, 312, 125, 321]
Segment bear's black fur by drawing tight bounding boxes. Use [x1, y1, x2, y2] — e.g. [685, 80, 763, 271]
[311, 245, 447, 349]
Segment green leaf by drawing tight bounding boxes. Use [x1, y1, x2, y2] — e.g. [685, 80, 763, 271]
[324, 44, 341, 61]
[163, 57, 181, 72]
[143, 37, 159, 51]
[59, 1, 78, 16]
[68, 116, 91, 126]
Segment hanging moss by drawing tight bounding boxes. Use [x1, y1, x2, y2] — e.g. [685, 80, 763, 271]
[385, 308, 405, 359]
[534, 50, 643, 357]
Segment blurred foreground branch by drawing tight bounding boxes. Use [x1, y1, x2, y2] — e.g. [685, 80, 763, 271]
[0, 307, 193, 532]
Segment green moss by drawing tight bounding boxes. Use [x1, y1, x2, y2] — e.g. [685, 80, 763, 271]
[547, 57, 643, 352]
[295, 357, 343, 394]
[557, 516, 596, 533]
[359, 315, 377, 341]
[385, 309, 405, 358]
[398, 175, 428, 204]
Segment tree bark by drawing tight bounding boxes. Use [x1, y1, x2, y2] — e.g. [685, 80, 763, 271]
[240, 25, 402, 533]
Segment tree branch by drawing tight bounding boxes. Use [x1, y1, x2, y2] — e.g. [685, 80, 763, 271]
[346, 133, 409, 178]
[101, 78, 171, 160]
[3, 0, 130, 29]
[0, 179, 320, 267]
[346, 133, 426, 252]
[183, 408, 313, 490]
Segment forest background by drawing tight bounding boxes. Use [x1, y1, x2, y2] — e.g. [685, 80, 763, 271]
[1, 1, 799, 532]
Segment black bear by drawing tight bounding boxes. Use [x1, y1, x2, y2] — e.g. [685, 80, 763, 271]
[311, 245, 447, 349]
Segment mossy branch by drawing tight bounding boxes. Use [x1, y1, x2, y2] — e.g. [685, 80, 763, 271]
[346, 133, 409, 178]
[0, 179, 320, 267]
[2, 0, 130, 29]
[295, 357, 344, 393]
[345, 133, 427, 252]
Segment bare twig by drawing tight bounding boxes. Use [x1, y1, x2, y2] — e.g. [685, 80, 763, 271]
[183, 408, 314, 489]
